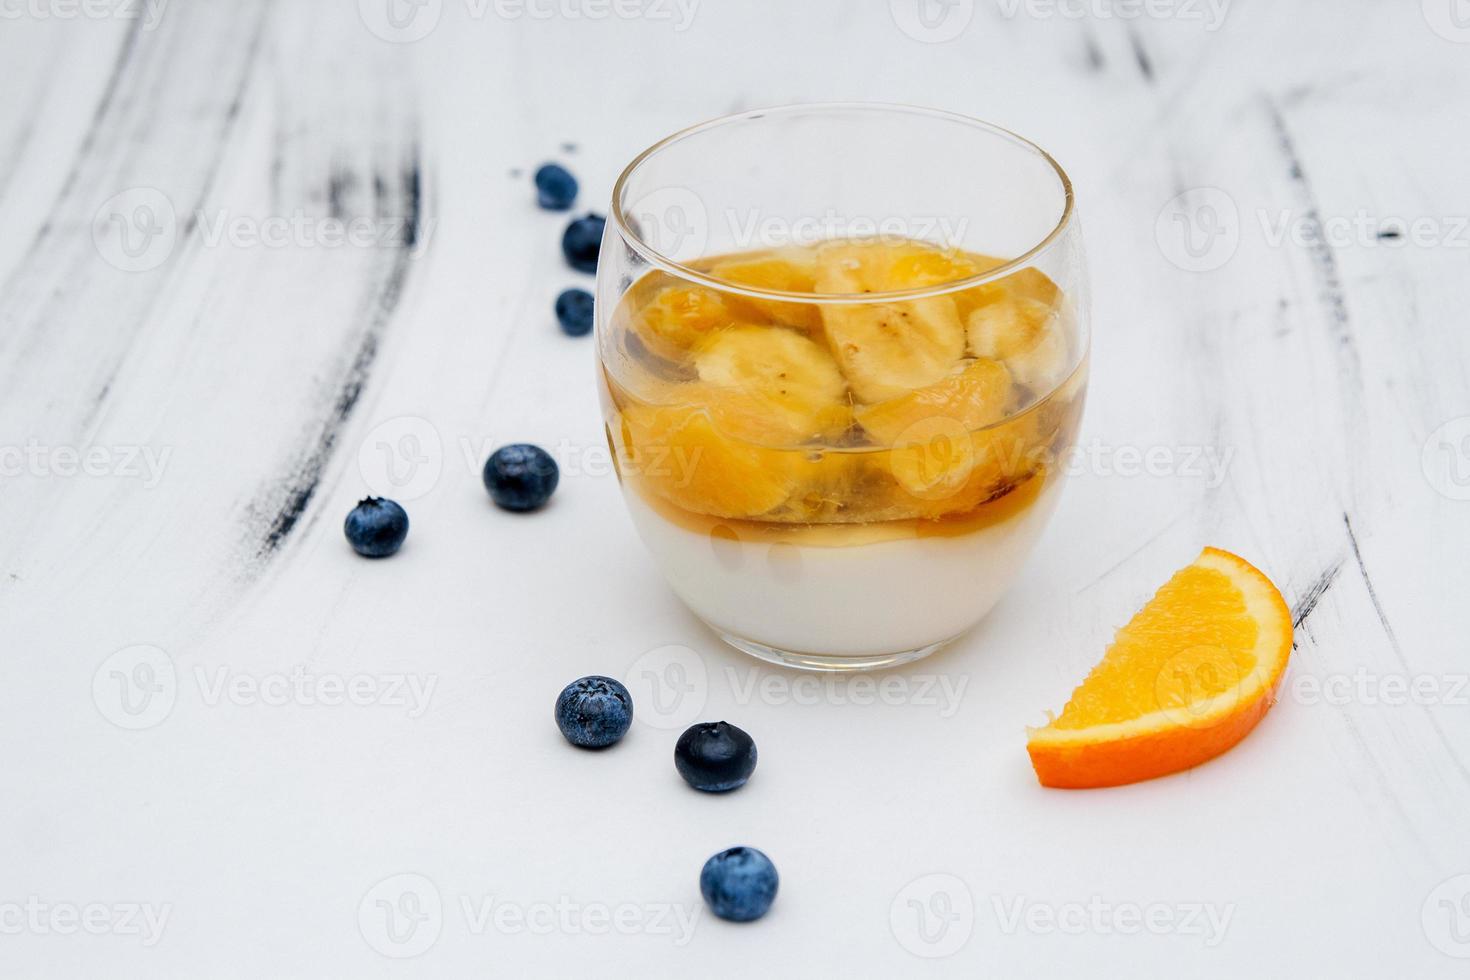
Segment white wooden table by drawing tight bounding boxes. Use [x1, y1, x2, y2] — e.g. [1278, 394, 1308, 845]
[2, 2, 1467, 976]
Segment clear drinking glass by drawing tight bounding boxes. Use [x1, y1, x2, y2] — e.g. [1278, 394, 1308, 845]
[596, 103, 1088, 671]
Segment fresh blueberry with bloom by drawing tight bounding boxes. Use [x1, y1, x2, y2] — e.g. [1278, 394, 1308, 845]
[483, 444, 559, 511]
[675, 721, 757, 792]
[700, 847, 778, 922]
[343, 497, 409, 557]
[554, 675, 633, 748]
[561, 213, 606, 274]
[534, 163, 578, 211]
[555, 287, 594, 336]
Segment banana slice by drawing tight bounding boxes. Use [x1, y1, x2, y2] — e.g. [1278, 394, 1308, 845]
[815, 243, 968, 403]
[704, 248, 821, 332]
[694, 326, 851, 444]
[632, 285, 738, 363]
[966, 296, 1070, 392]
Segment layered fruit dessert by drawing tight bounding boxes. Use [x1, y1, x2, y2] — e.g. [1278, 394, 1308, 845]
[599, 238, 1086, 667]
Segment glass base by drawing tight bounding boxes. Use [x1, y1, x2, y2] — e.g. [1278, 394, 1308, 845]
[712, 629, 961, 673]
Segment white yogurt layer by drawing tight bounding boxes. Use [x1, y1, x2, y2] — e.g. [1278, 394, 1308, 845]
[622, 479, 1067, 661]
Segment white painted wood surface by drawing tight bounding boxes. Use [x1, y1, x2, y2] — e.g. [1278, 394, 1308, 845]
[2, 1, 1467, 976]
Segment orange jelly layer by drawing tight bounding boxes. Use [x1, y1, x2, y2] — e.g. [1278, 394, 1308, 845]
[599, 238, 1086, 537]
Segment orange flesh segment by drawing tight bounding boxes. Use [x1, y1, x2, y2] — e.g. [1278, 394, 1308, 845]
[1027, 548, 1292, 789]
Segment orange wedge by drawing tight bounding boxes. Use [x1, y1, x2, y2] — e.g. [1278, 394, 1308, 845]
[1027, 548, 1292, 789]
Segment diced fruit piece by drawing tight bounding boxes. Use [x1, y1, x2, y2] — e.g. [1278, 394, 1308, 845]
[616, 401, 795, 518]
[1027, 548, 1293, 789]
[855, 357, 1012, 445]
[632, 286, 738, 362]
[855, 358, 1011, 506]
[554, 676, 633, 748]
[953, 264, 1060, 322]
[694, 327, 851, 443]
[705, 249, 821, 332]
[818, 240, 980, 292]
[675, 721, 758, 792]
[483, 444, 560, 512]
[700, 847, 779, 923]
[815, 244, 966, 403]
[886, 246, 981, 289]
[966, 296, 1069, 391]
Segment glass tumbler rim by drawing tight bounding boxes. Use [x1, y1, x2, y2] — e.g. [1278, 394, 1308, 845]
[609, 101, 1076, 306]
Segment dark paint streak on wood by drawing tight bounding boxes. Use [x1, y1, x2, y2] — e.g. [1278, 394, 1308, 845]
[1082, 30, 1104, 71]
[1265, 100, 1360, 378]
[1343, 512, 1470, 787]
[74, 6, 270, 435]
[1127, 27, 1154, 82]
[1291, 558, 1342, 629]
[1342, 514, 1404, 668]
[27, 17, 144, 254]
[256, 150, 424, 558]
[327, 170, 356, 220]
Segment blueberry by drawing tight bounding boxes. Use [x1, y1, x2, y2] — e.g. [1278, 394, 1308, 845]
[561, 213, 606, 274]
[675, 721, 757, 792]
[343, 497, 409, 557]
[534, 163, 578, 211]
[555, 288, 594, 337]
[700, 847, 778, 922]
[555, 675, 633, 748]
[483, 444, 559, 511]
